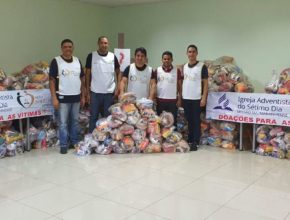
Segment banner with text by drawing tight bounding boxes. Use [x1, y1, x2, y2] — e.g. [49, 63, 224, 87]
[206, 92, 290, 126]
[0, 89, 53, 121]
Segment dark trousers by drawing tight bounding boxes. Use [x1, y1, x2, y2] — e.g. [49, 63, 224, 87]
[183, 99, 201, 144]
[89, 92, 114, 133]
[156, 101, 177, 125]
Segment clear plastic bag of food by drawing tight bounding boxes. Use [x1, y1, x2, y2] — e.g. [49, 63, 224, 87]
[162, 142, 176, 153]
[140, 108, 156, 119]
[6, 142, 17, 157]
[121, 136, 135, 152]
[207, 136, 222, 147]
[92, 129, 108, 142]
[135, 118, 148, 130]
[132, 129, 146, 141]
[149, 132, 162, 144]
[126, 111, 141, 125]
[119, 92, 137, 104]
[160, 111, 174, 128]
[166, 132, 182, 144]
[122, 103, 137, 113]
[0, 143, 7, 159]
[95, 137, 113, 155]
[110, 129, 124, 141]
[221, 140, 236, 149]
[5, 130, 24, 144]
[175, 140, 190, 153]
[270, 136, 286, 150]
[144, 143, 162, 153]
[75, 141, 91, 156]
[109, 103, 127, 121]
[265, 70, 279, 94]
[221, 131, 236, 141]
[161, 126, 175, 139]
[220, 122, 236, 132]
[269, 127, 284, 137]
[111, 141, 127, 154]
[284, 132, 290, 144]
[107, 115, 123, 128]
[135, 138, 149, 151]
[95, 118, 111, 132]
[136, 98, 154, 110]
[147, 121, 160, 135]
[119, 124, 135, 135]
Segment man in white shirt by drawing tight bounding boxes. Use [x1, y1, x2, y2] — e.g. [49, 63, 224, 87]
[181, 44, 208, 151]
[85, 36, 120, 133]
[119, 47, 155, 100]
[49, 39, 85, 154]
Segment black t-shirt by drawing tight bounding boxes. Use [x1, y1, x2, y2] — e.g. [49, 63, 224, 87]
[49, 56, 84, 103]
[122, 64, 154, 79]
[85, 51, 120, 70]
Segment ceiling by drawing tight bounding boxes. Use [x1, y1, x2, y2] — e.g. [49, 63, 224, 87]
[79, 0, 176, 7]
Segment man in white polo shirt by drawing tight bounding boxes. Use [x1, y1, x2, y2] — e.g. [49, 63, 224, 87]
[152, 51, 182, 122]
[49, 39, 85, 154]
[182, 44, 208, 151]
[119, 47, 155, 100]
[85, 36, 120, 133]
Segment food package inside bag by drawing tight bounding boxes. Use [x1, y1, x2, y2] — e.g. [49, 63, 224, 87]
[119, 123, 135, 135]
[149, 132, 162, 144]
[95, 118, 111, 132]
[126, 110, 141, 125]
[160, 111, 174, 128]
[162, 142, 176, 153]
[5, 130, 24, 144]
[92, 129, 108, 142]
[265, 70, 279, 93]
[110, 141, 127, 154]
[135, 118, 148, 130]
[119, 92, 137, 104]
[221, 140, 236, 149]
[75, 141, 91, 156]
[110, 129, 124, 141]
[166, 132, 182, 144]
[96, 137, 113, 155]
[161, 126, 175, 139]
[121, 136, 135, 152]
[207, 136, 222, 147]
[175, 140, 190, 153]
[109, 103, 127, 121]
[147, 121, 160, 135]
[135, 138, 149, 151]
[132, 129, 146, 141]
[136, 98, 154, 110]
[0, 68, 7, 81]
[107, 115, 123, 128]
[122, 103, 137, 113]
[144, 143, 162, 153]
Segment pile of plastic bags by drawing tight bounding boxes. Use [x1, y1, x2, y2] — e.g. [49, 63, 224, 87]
[75, 93, 190, 156]
[265, 68, 290, 94]
[0, 61, 49, 91]
[0, 130, 25, 159]
[204, 56, 254, 93]
[256, 125, 290, 159]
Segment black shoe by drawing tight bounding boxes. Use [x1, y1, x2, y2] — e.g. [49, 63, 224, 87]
[190, 143, 198, 151]
[60, 147, 68, 154]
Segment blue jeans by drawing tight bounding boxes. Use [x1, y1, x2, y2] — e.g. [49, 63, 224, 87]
[59, 102, 80, 148]
[89, 92, 114, 133]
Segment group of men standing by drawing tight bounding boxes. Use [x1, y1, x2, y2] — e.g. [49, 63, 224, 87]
[49, 36, 208, 154]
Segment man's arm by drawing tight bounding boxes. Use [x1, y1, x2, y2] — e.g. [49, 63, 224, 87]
[148, 78, 156, 100]
[177, 66, 183, 107]
[200, 78, 208, 107]
[119, 76, 128, 98]
[49, 76, 59, 110]
[114, 68, 121, 97]
[85, 68, 91, 104]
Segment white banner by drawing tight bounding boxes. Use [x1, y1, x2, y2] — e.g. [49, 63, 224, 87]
[0, 89, 53, 121]
[206, 92, 290, 126]
[114, 48, 131, 72]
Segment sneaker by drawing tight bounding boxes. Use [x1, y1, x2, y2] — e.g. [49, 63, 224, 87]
[60, 147, 68, 154]
[190, 143, 198, 151]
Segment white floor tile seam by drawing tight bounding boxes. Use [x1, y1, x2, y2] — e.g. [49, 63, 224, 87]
[15, 198, 55, 216]
[123, 211, 171, 220]
[285, 212, 290, 220]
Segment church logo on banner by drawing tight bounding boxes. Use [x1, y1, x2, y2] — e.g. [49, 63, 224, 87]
[213, 93, 233, 111]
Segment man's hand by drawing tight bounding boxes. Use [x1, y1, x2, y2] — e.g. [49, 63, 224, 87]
[200, 97, 207, 107]
[52, 97, 59, 110]
[177, 97, 182, 108]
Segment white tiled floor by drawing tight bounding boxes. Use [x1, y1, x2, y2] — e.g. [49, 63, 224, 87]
[0, 146, 290, 220]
